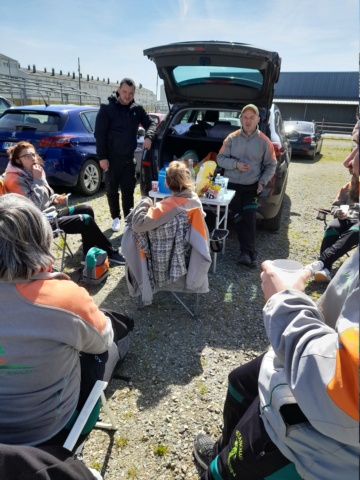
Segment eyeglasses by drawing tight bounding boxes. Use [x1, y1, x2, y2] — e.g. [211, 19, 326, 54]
[19, 153, 37, 159]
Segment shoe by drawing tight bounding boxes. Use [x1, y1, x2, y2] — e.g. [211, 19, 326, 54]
[193, 434, 215, 470]
[250, 251, 258, 267]
[304, 260, 324, 276]
[108, 251, 126, 266]
[314, 268, 331, 283]
[111, 218, 121, 232]
[239, 251, 251, 266]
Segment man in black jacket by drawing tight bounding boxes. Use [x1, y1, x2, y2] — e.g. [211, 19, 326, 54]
[95, 78, 156, 232]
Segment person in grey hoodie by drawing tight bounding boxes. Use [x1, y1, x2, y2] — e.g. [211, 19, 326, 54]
[217, 104, 276, 267]
[193, 250, 359, 480]
[0, 193, 114, 446]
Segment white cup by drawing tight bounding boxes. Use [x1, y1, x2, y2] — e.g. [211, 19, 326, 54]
[340, 204, 349, 214]
[272, 259, 303, 274]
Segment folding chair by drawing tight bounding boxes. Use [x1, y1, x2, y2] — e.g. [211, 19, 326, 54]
[43, 206, 74, 271]
[63, 380, 118, 452]
[126, 208, 211, 319]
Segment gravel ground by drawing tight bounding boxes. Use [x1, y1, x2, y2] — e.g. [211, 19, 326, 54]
[58, 138, 352, 479]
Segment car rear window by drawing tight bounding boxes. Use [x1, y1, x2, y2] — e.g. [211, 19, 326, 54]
[0, 112, 64, 132]
[172, 66, 263, 90]
[285, 122, 314, 134]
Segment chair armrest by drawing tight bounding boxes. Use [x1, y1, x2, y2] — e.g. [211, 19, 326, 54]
[63, 380, 108, 452]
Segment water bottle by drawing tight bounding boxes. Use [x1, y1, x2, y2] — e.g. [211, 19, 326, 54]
[188, 159, 196, 190]
[158, 163, 170, 194]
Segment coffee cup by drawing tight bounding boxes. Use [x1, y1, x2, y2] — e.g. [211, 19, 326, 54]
[272, 259, 303, 278]
[151, 180, 159, 192]
[340, 204, 349, 214]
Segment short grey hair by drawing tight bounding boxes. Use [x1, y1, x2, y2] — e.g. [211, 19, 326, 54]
[0, 193, 54, 280]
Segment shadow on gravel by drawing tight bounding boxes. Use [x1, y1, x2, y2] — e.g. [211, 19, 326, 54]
[92, 193, 297, 411]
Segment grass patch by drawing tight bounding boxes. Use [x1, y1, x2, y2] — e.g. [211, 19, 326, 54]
[114, 435, 129, 447]
[154, 444, 169, 456]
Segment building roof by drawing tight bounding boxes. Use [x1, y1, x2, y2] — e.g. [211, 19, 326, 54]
[274, 72, 359, 101]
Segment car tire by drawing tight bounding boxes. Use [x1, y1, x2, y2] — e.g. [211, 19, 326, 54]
[261, 203, 283, 232]
[76, 159, 101, 196]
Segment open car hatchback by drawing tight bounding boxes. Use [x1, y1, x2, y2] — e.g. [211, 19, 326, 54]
[141, 41, 291, 231]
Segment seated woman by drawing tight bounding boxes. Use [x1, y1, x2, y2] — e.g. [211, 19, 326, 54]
[4, 141, 125, 266]
[122, 161, 211, 305]
[314, 152, 359, 282]
[0, 193, 114, 446]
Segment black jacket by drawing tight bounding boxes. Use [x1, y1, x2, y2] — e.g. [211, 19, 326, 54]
[94, 96, 156, 161]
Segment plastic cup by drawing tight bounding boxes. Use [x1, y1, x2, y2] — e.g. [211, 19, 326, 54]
[223, 177, 229, 193]
[340, 205, 349, 214]
[151, 180, 159, 192]
[272, 259, 303, 274]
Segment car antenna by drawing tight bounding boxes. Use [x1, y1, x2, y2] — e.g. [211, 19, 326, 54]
[39, 92, 50, 107]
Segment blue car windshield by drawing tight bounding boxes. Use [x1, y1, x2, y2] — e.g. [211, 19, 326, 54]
[172, 66, 263, 89]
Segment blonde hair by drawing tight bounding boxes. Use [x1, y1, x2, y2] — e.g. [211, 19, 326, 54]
[165, 161, 193, 193]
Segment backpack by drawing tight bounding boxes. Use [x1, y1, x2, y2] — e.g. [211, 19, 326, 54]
[82, 247, 109, 285]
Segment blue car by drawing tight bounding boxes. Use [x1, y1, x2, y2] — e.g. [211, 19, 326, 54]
[0, 104, 102, 195]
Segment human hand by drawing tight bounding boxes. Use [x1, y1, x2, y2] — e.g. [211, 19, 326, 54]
[337, 209, 348, 220]
[257, 181, 264, 194]
[32, 163, 44, 179]
[261, 260, 312, 301]
[236, 162, 250, 172]
[143, 138, 152, 150]
[99, 159, 109, 171]
[53, 193, 68, 205]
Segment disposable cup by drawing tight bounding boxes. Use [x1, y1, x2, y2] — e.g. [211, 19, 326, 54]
[272, 259, 303, 273]
[223, 177, 229, 193]
[151, 180, 159, 192]
[340, 204, 349, 213]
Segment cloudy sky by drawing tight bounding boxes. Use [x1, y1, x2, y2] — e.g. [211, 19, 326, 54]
[1, 0, 358, 96]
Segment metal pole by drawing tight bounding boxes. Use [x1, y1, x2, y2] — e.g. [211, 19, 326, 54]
[78, 57, 81, 105]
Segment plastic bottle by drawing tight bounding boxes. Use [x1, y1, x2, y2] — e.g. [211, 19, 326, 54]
[158, 163, 170, 194]
[188, 159, 196, 189]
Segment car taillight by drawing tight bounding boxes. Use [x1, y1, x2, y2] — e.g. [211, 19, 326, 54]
[303, 137, 312, 143]
[271, 141, 285, 157]
[39, 135, 75, 147]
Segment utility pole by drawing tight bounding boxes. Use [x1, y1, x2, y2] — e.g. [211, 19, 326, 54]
[78, 57, 81, 105]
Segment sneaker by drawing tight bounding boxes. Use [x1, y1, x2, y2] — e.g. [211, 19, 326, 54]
[239, 251, 251, 266]
[304, 260, 324, 276]
[193, 434, 215, 470]
[314, 268, 331, 283]
[108, 251, 126, 266]
[111, 218, 121, 232]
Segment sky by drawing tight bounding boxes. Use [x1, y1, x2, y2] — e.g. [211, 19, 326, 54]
[1, 0, 358, 97]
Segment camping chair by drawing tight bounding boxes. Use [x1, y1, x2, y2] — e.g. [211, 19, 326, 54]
[43, 206, 74, 271]
[124, 208, 212, 319]
[63, 380, 118, 452]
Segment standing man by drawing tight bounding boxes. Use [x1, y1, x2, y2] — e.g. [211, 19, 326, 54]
[217, 104, 276, 266]
[95, 78, 156, 232]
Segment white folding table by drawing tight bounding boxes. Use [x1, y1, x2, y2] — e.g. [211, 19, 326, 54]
[148, 189, 235, 273]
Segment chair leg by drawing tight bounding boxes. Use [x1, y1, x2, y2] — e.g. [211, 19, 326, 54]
[171, 291, 199, 319]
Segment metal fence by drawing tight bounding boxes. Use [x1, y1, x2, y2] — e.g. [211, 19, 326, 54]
[318, 121, 354, 135]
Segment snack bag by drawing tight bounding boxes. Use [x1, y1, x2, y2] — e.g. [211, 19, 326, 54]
[205, 181, 222, 199]
[195, 160, 217, 196]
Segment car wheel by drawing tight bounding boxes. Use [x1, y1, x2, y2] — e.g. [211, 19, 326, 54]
[261, 203, 283, 232]
[76, 159, 101, 196]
